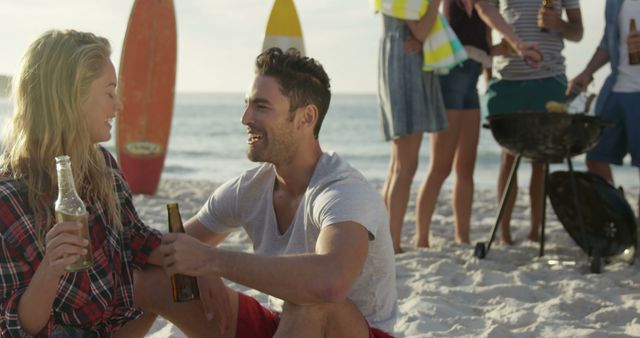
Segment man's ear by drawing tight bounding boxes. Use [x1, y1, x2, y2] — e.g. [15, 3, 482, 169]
[297, 104, 318, 131]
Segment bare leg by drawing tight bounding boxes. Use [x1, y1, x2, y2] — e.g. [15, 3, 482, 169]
[385, 133, 423, 253]
[275, 300, 370, 338]
[416, 110, 459, 247]
[112, 312, 157, 338]
[382, 146, 397, 208]
[117, 267, 238, 338]
[587, 160, 614, 184]
[452, 109, 480, 244]
[528, 162, 545, 242]
[497, 151, 517, 244]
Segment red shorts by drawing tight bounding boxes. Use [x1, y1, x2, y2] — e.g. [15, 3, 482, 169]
[235, 293, 394, 338]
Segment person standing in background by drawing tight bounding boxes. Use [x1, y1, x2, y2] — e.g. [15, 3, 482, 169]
[567, 0, 640, 220]
[378, 0, 447, 253]
[481, 0, 583, 244]
[416, 0, 542, 247]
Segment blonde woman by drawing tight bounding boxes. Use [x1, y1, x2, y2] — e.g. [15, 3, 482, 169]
[0, 29, 164, 337]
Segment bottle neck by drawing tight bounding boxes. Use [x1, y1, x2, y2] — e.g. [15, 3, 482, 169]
[56, 162, 80, 199]
[167, 204, 185, 233]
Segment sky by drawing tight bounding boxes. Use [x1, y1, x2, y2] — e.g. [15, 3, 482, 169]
[0, 1, 607, 94]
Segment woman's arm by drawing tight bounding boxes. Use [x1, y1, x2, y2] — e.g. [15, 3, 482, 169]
[15, 222, 88, 335]
[406, 0, 443, 42]
[476, 0, 542, 65]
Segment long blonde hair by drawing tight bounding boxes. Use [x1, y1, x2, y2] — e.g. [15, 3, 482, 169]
[0, 29, 122, 239]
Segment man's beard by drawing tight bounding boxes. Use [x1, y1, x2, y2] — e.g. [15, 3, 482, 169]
[246, 133, 295, 165]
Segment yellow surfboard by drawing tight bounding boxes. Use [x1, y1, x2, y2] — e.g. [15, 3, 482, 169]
[262, 0, 305, 55]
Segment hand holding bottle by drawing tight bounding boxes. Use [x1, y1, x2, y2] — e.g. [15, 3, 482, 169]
[41, 222, 90, 278]
[566, 71, 593, 96]
[538, 0, 561, 33]
[54, 155, 93, 272]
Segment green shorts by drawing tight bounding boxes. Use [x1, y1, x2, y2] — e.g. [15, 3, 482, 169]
[482, 76, 568, 115]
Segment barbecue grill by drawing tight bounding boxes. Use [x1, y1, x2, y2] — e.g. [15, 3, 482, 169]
[472, 111, 634, 273]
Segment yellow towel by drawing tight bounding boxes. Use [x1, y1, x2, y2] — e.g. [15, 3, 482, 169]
[373, 0, 467, 74]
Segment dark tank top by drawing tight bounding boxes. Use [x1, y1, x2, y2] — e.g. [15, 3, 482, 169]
[443, 0, 490, 54]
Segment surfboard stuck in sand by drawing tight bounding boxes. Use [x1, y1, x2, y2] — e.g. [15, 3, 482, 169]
[116, 0, 177, 195]
[262, 0, 305, 55]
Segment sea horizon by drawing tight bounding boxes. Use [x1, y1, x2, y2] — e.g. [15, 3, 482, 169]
[1, 93, 638, 190]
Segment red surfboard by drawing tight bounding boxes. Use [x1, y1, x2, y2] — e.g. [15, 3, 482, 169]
[116, 0, 176, 195]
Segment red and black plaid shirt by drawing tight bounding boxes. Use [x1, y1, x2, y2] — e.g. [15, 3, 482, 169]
[0, 147, 161, 337]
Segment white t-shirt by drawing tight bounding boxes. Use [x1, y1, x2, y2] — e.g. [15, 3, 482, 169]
[613, 0, 640, 92]
[196, 151, 398, 332]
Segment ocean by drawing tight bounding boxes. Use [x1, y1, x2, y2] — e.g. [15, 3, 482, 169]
[0, 93, 637, 189]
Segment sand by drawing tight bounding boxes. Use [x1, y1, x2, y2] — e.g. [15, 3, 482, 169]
[134, 179, 640, 338]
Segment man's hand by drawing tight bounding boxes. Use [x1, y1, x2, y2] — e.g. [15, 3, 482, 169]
[197, 275, 232, 335]
[566, 71, 593, 96]
[160, 232, 214, 277]
[628, 30, 640, 54]
[538, 3, 562, 32]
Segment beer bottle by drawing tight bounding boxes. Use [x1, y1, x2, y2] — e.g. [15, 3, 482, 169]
[540, 0, 554, 33]
[54, 155, 93, 272]
[629, 19, 640, 65]
[167, 203, 200, 302]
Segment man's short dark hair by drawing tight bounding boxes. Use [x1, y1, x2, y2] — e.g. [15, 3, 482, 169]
[255, 47, 331, 139]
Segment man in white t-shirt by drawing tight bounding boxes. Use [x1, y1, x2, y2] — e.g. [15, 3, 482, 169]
[142, 48, 397, 338]
[567, 0, 640, 217]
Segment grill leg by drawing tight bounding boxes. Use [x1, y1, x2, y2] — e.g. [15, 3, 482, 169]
[476, 154, 522, 258]
[539, 162, 549, 257]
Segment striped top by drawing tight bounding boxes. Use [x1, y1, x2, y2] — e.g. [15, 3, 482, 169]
[490, 0, 580, 80]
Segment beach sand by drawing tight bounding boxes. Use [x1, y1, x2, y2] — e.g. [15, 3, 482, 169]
[136, 179, 640, 338]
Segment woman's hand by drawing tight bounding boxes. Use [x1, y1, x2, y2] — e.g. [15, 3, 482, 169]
[41, 222, 89, 278]
[492, 39, 543, 67]
[403, 35, 422, 54]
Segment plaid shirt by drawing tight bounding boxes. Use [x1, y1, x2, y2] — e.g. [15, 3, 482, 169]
[0, 147, 161, 337]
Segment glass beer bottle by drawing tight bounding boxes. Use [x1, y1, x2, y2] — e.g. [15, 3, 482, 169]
[629, 19, 640, 65]
[54, 155, 93, 272]
[167, 203, 200, 302]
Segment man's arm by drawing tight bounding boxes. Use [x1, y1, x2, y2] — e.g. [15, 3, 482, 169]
[146, 216, 229, 266]
[566, 47, 610, 95]
[538, 6, 583, 42]
[161, 221, 369, 305]
[185, 216, 230, 246]
[406, 0, 443, 42]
